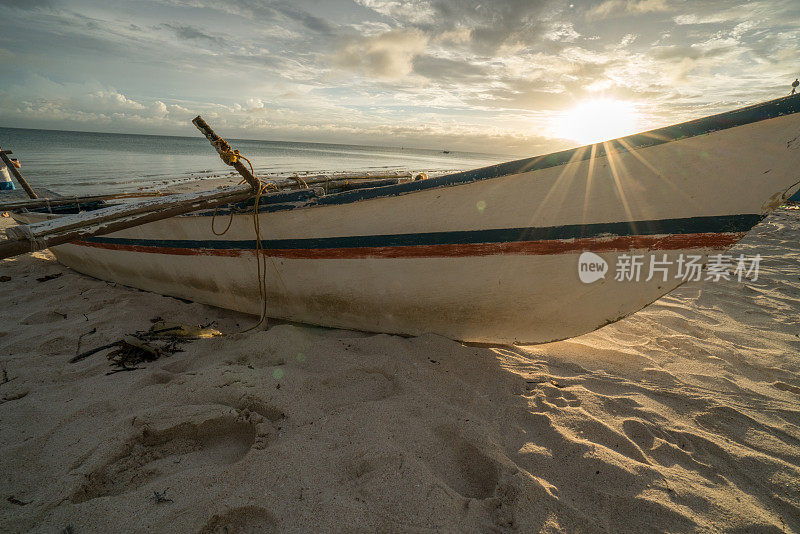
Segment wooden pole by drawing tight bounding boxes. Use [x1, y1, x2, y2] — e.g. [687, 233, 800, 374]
[0, 185, 253, 260]
[0, 149, 37, 199]
[0, 192, 167, 212]
[5, 184, 251, 242]
[271, 172, 413, 189]
[192, 116, 262, 192]
[0, 173, 414, 212]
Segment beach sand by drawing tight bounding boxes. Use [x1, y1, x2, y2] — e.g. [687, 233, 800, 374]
[1, 208, 799, 532]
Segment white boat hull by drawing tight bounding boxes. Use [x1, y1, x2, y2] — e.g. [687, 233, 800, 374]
[17, 96, 800, 343]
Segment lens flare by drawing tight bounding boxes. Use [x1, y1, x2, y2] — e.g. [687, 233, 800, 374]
[554, 99, 640, 145]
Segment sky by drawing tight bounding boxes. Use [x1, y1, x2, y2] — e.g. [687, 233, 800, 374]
[0, 0, 798, 155]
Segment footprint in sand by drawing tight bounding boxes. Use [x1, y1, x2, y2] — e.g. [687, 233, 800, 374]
[320, 367, 400, 406]
[420, 426, 526, 529]
[138, 371, 175, 386]
[197, 506, 277, 533]
[428, 426, 505, 500]
[70, 408, 256, 503]
[622, 418, 725, 482]
[19, 310, 67, 325]
[774, 381, 800, 395]
[540, 383, 582, 408]
[622, 419, 656, 450]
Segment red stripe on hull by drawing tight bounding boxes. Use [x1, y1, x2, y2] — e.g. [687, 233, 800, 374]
[70, 232, 745, 259]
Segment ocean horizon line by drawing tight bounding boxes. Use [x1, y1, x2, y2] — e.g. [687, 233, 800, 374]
[0, 124, 515, 159]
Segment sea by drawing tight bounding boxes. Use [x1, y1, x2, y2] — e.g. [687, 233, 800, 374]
[0, 127, 508, 197]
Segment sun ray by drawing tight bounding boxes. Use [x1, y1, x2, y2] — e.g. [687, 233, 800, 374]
[527, 146, 590, 227]
[615, 137, 704, 213]
[603, 140, 637, 228]
[581, 143, 599, 226]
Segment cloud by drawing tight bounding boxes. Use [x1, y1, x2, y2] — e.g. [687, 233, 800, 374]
[652, 43, 735, 62]
[353, 0, 435, 24]
[355, 0, 552, 54]
[0, 73, 564, 154]
[587, 0, 671, 19]
[271, 3, 336, 35]
[543, 22, 581, 42]
[431, 0, 552, 53]
[158, 23, 226, 45]
[335, 30, 428, 79]
[0, 0, 53, 8]
[0, 79, 197, 132]
[82, 90, 145, 112]
[3, 0, 800, 155]
[411, 55, 488, 82]
[154, 0, 337, 35]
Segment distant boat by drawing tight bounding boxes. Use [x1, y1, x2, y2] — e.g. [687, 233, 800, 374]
[12, 95, 800, 343]
[442, 150, 450, 154]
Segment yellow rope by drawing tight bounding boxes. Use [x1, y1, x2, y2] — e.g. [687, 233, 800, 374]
[212, 138, 242, 166]
[242, 180, 287, 333]
[206, 143, 286, 332]
[210, 205, 234, 235]
[289, 175, 309, 189]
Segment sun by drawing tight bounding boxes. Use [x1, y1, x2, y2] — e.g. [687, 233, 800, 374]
[554, 99, 641, 145]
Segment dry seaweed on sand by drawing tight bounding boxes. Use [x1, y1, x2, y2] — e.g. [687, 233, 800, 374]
[152, 488, 174, 504]
[35, 272, 63, 282]
[105, 334, 183, 375]
[7, 496, 29, 506]
[69, 322, 222, 373]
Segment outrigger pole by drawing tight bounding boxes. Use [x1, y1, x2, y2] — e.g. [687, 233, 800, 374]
[0, 184, 253, 260]
[0, 117, 257, 260]
[0, 149, 37, 199]
[191, 116, 262, 192]
[0, 117, 419, 261]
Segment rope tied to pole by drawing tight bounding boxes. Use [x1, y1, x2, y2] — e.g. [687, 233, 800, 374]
[211, 137, 255, 172]
[193, 115, 287, 333]
[192, 115, 261, 192]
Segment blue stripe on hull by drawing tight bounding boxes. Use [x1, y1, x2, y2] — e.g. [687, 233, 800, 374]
[85, 213, 764, 251]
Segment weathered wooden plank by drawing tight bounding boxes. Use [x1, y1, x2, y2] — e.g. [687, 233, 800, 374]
[0, 185, 254, 260]
[0, 192, 168, 211]
[271, 172, 414, 190]
[6, 184, 251, 240]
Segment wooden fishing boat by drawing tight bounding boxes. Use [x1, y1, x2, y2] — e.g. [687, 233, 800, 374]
[8, 95, 800, 343]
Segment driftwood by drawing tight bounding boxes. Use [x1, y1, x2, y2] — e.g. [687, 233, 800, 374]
[70, 341, 120, 363]
[0, 150, 37, 199]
